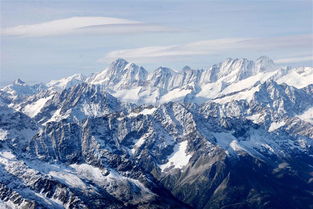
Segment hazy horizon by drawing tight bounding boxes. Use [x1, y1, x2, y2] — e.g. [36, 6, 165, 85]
[1, 0, 312, 85]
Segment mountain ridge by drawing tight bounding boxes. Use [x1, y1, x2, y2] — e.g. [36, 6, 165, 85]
[2, 56, 312, 107]
[0, 56, 312, 209]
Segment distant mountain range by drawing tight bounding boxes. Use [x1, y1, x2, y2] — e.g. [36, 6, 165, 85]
[0, 57, 312, 209]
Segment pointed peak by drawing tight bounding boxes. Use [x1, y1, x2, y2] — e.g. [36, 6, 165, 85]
[224, 57, 234, 62]
[124, 62, 139, 70]
[219, 57, 251, 68]
[260, 79, 286, 91]
[110, 58, 129, 70]
[156, 66, 172, 71]
[256, 56, 274, 63]
[255, 56, 276, 71]
[14, 78, 25, 85]
[220, 57, 236, 66]
[182, 65, 192, 71]
[154, 66, 174, 74]
[112, 58, 128, 65]
[67, 73, 85, 80]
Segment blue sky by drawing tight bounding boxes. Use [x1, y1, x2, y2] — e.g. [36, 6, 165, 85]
[1, 0, 312, 84]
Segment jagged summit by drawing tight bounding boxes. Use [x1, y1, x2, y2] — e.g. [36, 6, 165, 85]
[87, 58, 148, 88]
[255, 56, 276, 71]
[13, 78, 25, 85]
[2, 56, 313, 105]
[47, 73, 86, 91]
[110, 57, 129, 69]
[114, 57, 128, 63]
[182, 65, 192, 71]
[256, 55, 274, 63]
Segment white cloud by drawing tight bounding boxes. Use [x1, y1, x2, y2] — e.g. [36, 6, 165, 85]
[1, 16, 173, 37]
[99, 34, 313, 63]
[99, 38, 246, 62]
[275, 55, 313, 64]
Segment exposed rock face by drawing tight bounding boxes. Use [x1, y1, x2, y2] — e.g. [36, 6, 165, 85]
[0, 57, 312, 209]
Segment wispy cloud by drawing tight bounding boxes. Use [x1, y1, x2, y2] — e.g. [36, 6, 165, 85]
[1, 16, 174, 37]
[99, 34, 313, 63]
[275, 55, 313, 64]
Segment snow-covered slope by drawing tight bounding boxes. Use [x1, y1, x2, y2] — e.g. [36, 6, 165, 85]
[0, 56, 312, 209]
[47, 73, 86, 92]
[0, 79, 46, 104]
[2, 56, 313, 107]
[57, 56, 313, 104]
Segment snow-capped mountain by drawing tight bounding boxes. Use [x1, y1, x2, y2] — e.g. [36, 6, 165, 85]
[0, 57, 312, 209]
[47, 74, 86, 92]
[3, 56, 312, 107]
[22, 56, 313, 105]
[0, 79, 47, 105]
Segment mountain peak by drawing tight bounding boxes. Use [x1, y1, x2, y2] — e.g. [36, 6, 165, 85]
[256, 55, 273, 62]
[107, 58, 130, 75]
[155, 66, 174, 73]
[255, 56, 275, 71]
[182, 65, 192, 71]
[124, 62, 139, 70]
[112, 58, 128, 66]
[14, 78, 25, 85]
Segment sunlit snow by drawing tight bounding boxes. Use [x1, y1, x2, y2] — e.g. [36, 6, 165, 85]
[0, 129, 8, 141]
[268, 121, 286, 132]
[276, 67, 313, 89]
[159, 140, 192, 171]
[128, 107, 157, 117]
[23, 95, 53, 117]
[297, 107, 313, 124]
